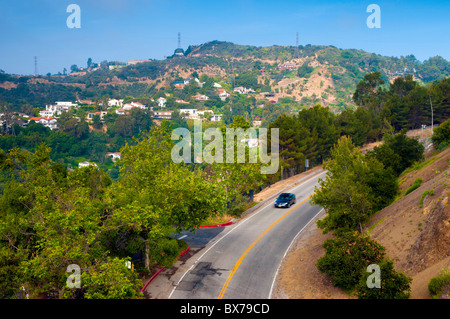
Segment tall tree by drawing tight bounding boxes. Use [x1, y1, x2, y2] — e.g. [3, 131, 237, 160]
[311, 136, 397, 233]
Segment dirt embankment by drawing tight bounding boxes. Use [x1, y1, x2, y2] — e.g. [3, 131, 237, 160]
[272, 146, 449, 299]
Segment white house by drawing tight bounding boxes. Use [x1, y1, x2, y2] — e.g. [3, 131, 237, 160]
[194, 78, 205, 88]
[86, 111, 107, 121]
[179, 109, 197, 116]
[217, 89, 230, 101]
[191, 94, 209, 101]
[157, 97, 167, 108]
[28, 116, 58, 130]
[108, 99, 124, 107]
[153, 110, 173, 119]
[210, 114, 223, 122]
[106, 152, 121, 162]
[123, 101, 146, 110]
[176, 98, 189, 104]
[79, 161, 98, 168]
[115, 108, 126, 115]
[55, 101, 77, 108]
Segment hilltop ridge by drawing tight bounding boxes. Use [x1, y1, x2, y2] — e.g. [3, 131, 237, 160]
[1, 41, 450, 112]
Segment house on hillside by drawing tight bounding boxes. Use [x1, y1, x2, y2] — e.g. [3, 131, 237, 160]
[179, 109, 197, 118]
[210, 114, 223, 122]
[86, 111, 107, 121]
[123, 102, 146, 110]
[277, 63, 295, 70]
[153, 110, 173, 119]
[108, 99, 124, 107]
[192, 94, 209, 101]
[126, 60, 148, 66]
[106, 152, 122, 162]
[176, 98, 189, 104]
[157, 97, 167, 108]
[217, 89, 230, 101]
[28, 116, 58, 130]
[55, 101, 77, 108]
[233, 86, 254, 94]
[79, 161, 98, 168]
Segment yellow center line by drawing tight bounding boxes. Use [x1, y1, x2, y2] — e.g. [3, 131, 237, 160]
[217, 195, 312, 299]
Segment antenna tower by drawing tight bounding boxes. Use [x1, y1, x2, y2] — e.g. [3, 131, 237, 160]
[178, 32, 181, 49]
[34, 56, 38, 76]
[295, 32, 299, 59]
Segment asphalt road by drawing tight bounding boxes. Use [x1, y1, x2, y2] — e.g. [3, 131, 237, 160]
[168, 170, 326, 299]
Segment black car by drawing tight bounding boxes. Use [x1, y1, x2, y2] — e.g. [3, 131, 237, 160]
[274, 193, 296, 208]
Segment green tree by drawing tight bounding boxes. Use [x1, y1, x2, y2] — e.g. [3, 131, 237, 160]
[0, 144, 142, 299]
[383, 130, 424, 173]
[431, 118, 450, 150]
[352, 71, 384, 107]
[311, 136, 396, 233]
[211, 116, 265, 215]
[92, 113, 102, 130]
[115, 123, 227, 268]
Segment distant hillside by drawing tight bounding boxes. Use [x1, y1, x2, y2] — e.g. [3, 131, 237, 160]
[1, 41, 450, 111]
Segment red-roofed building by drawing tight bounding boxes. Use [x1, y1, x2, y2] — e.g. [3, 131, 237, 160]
[28, 116, 58, 130]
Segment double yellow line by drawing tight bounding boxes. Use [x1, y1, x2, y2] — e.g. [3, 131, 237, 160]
[217, 195, 312, 299]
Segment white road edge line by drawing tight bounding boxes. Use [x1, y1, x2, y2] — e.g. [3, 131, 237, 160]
[268, 207, 325, 299]
[168, 170, 327, 299]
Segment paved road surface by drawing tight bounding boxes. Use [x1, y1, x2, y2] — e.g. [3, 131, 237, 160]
[168, 170, 326, 299]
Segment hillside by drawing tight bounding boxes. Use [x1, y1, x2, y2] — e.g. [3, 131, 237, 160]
[1, 41, 450, 112]
[273, 143, 449, 299]
[366, 146, 450, 298]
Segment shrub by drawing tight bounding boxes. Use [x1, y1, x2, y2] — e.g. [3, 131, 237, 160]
[404, 178, 422, 196]
[316, 231, 385, 291]
[428, 268, 450, 299]
[356, 259, 412, 299]
[419, 189, 434, 208]
[431, 119, 450, 149]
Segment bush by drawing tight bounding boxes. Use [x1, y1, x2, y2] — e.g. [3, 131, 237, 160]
[316, 231, 385, 291]
[428, 268, 450, 299]
[356, 259, 412, 299]
[384, 131, 425, 173]
[419, 189, 434, 208]
[431, 119, 450, 149]
[404, 178, 422, 196]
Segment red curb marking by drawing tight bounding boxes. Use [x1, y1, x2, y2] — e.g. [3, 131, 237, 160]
[140, 244, 190, 293]
[199, 221, 233, 228]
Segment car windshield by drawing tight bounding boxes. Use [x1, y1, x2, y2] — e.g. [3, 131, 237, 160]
[278, 193, 290, 199]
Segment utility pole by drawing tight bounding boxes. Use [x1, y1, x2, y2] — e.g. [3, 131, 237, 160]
[429, 95, 434, 133]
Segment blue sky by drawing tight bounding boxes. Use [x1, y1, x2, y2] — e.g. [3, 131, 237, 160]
[1, 0, 449, 75]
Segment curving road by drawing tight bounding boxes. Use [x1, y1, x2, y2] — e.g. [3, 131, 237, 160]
[164, 170, 326, 299]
